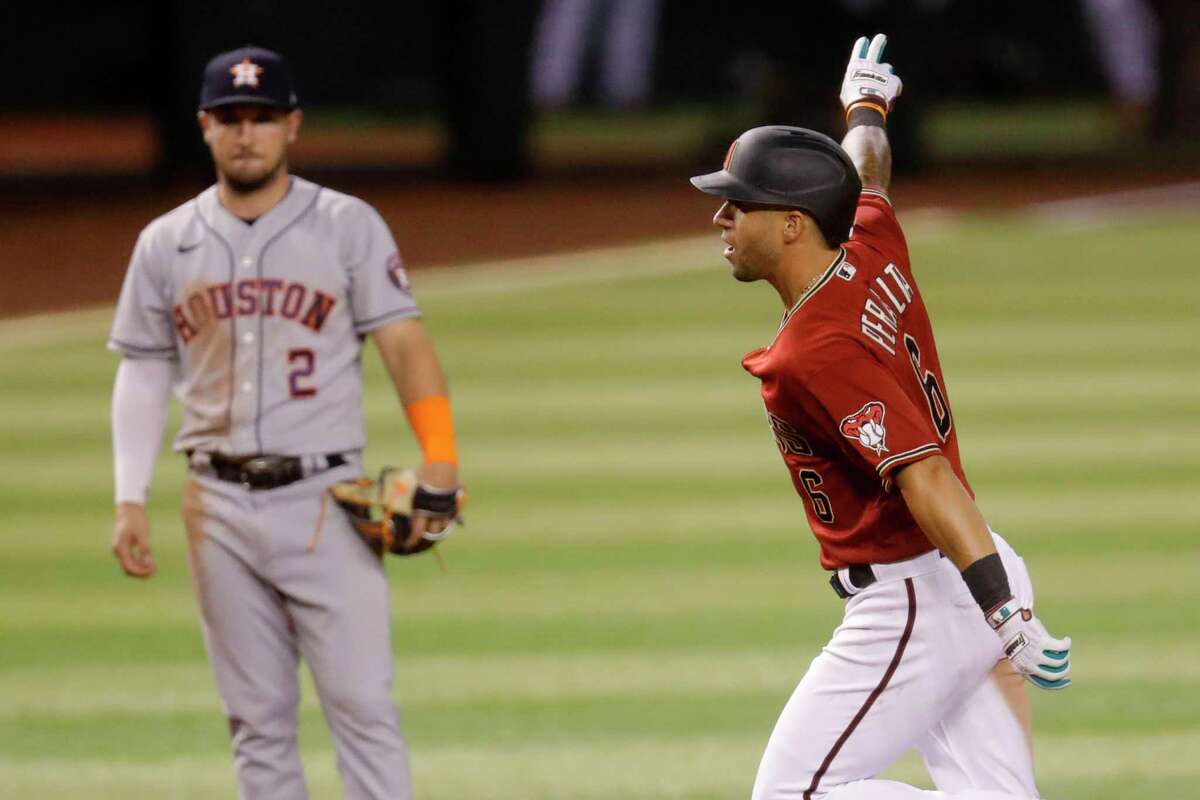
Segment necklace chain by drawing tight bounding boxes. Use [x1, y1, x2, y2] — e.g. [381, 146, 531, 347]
[780, 251, 842, 329]
[773, 250, 844, 343]
[799, 269, 824, 298]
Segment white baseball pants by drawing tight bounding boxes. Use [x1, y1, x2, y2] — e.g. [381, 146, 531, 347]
[752, 534, 1040, 800]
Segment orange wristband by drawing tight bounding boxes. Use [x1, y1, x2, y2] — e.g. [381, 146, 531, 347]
[404, 395, 458, 465]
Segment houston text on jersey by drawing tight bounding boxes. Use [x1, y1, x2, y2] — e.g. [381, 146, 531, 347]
[173, 279, 336, 344]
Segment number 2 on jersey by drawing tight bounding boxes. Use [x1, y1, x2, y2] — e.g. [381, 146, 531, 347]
[288, 348, 317, 398]
[903, 334, 951, 440]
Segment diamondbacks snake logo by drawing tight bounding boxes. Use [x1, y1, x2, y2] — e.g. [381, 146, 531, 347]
[839, 401, 889, 455]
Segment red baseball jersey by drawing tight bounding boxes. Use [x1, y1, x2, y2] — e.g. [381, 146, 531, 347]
[742, 188, 972, 570]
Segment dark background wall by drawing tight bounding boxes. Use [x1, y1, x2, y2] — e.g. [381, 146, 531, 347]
[4, 2, 1109, 112]
[3, 1, 1196, 182]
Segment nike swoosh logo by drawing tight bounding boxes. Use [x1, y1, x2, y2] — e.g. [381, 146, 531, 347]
[177, 242, 202, 254]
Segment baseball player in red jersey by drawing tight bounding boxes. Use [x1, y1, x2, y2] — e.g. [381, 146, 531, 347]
[691, 35, 1072, 800]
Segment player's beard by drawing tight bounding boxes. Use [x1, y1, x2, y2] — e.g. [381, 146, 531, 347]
[731, 266, 757, 283]
[728, 252, 759, 282]
[728, 241, 773, 283]
[221, 150, 287, 195]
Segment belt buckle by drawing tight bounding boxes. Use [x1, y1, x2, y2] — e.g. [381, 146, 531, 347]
[239, 457, 279, 489]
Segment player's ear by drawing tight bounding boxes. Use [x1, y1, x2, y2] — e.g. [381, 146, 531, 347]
[286, 109, 303, 144]
[781, 210, 806, 244]
[197, 110, 214, 143]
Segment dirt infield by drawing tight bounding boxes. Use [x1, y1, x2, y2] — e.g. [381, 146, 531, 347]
[3, 167, 1197, 318]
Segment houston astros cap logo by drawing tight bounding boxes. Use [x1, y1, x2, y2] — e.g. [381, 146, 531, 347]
[230, 58, 264, 88]
[840, 401, 889, 455]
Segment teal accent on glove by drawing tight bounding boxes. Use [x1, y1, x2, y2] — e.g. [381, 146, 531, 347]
[1029, 675, 1072, 690]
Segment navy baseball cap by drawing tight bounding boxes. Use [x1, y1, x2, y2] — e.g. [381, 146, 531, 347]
[198, 46, 299, 111]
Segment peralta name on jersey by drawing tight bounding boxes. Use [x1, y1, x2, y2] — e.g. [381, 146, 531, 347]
[174, 279, 336, 343]
[859, 262, 914, 356]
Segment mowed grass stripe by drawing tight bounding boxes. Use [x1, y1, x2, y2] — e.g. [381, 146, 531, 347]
[3, 732, 1198, 800]
[4, 636, 1198, 722]
[4, 544, 1195, 620]
[3, 680, 1196, 761]
[3, 368, 1194, 441]
[6, 505, 1194, 579]
[0, 561, 824, 627]
[6, 421, 1199, 492]
[6, 471, 1193, 544]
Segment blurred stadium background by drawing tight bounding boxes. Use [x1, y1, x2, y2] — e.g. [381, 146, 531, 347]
[1, 1, 1198, 798]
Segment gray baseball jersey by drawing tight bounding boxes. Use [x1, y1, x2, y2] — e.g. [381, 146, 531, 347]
[108, 175, 419, 456]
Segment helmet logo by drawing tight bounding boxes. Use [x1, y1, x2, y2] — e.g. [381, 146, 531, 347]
[840, 401, 889, 455]
[723, 139, 739, 171]
[230, 58, 264, 88]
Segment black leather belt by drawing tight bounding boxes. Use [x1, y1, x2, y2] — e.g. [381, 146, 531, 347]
[830, 564, 877, 599]
[195, 452, 346, 490]
[830, 551, 946, 599]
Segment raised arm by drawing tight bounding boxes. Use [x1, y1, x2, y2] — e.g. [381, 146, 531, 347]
[840, 34, 1073, 692]
[842, 126, 892, 192]
[837, 34, 901, 192]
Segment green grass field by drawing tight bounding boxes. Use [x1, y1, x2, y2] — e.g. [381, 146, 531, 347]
[1, 205, 1198, 799]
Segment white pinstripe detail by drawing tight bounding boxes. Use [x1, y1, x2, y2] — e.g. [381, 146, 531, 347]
[876, 443, 941, 475]
[860, 187, 893, 206]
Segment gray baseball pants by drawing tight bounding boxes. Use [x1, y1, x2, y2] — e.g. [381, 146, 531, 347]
[182, 457, 411, 799]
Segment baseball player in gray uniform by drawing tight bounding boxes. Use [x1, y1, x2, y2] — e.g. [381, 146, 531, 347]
[108, 46, 462, 799]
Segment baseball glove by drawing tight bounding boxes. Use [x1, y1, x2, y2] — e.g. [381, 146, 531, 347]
[330, 467, 463, 556]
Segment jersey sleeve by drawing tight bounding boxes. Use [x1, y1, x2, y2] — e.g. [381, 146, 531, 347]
[799, 355, 942, 489]
[346, 205, 421, 334]
[107, 229, 179, 360]
[850, 189, 908, 264]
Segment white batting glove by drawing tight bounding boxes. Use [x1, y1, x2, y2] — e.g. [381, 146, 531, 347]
[988, 599, 1073, 690]
[840, 34, 903, 116]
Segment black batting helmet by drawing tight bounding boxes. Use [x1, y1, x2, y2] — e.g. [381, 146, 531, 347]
[690, 126, 861, 245]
